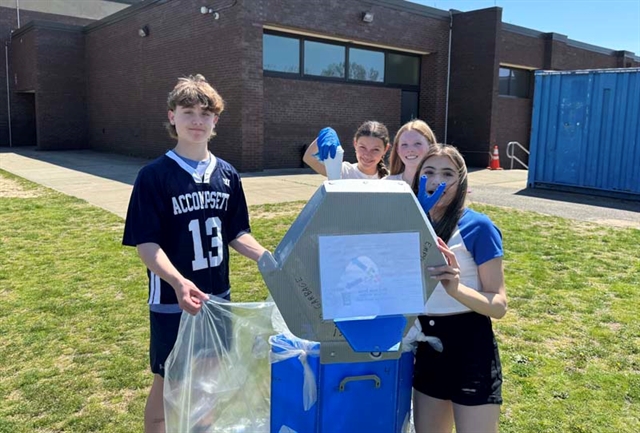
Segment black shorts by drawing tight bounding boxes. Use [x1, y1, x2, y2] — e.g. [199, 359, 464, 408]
[149, 295, 232, 378]
[413, 312, 503, 406]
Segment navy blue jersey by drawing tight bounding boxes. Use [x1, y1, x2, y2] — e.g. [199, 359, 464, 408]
[123, 151, 251, 312]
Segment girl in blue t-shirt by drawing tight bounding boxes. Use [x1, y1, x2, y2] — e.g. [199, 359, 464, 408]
[411, 144, 508, 433]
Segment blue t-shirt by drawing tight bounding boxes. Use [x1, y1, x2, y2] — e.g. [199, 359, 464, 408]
[425, 208, 503, 314]
[123, 151, 250, 313]
[171, 150, 210, 177]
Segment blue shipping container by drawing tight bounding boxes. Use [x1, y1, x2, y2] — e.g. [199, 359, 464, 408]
[528, 68, 640, 200]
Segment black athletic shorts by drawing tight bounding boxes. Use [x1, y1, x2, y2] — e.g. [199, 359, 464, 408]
[149, 294, 232, 378]
[413, 311, 503, 406]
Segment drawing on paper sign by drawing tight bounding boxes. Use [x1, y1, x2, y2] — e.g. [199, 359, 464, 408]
[338, 256, 381, 307]
[319, 232, 424, 320]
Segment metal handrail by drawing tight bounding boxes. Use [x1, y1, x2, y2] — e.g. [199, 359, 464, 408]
[506, 141, 529, 169]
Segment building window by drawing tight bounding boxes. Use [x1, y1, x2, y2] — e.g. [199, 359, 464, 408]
[499, 67, 531, 98]
[386, 53, 420, 86]
[262, 31, 419, 89]
[349, 48, 384, 82]
[304, 41, 345, 78]
[263, 34, 300, 74]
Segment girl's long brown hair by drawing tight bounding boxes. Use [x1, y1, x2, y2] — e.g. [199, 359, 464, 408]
[411, 144, 468, 243]
[354, 121, 390, 178]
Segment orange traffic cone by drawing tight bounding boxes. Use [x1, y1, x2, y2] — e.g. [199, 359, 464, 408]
[487, 145, 503, 170]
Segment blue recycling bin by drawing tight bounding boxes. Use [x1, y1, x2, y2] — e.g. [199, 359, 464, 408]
[258, 180, 443, 433]
[270, 333, 414, 433]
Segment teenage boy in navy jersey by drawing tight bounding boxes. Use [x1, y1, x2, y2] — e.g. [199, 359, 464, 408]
[123, 74, 268, 433]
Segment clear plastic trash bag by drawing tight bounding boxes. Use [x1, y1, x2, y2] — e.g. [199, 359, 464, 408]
[163, 296, 276, 433]
[162, 295, 425, 432]
[402, 318, 443, 353]
[268, 333, 321, 411]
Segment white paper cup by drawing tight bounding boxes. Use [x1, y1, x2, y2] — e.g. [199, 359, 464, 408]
[324, 146, 344, 180]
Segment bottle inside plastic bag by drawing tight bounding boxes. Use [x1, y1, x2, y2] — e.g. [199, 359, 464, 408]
[163, 297, 276, 433]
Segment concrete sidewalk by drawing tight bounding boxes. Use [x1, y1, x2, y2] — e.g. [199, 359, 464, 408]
[0, 148, 327, 218]
[1, 147, 638, 228]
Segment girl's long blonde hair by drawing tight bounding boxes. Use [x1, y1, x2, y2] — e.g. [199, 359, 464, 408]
[389, 119, 437, 175]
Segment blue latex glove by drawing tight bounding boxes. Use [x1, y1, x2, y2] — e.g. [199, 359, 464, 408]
[314, 127, 340, 161]
[417, 175, 446, 213]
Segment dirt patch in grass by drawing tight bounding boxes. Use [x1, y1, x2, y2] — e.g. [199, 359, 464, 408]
[0, 177, 42, 198]
[54, 354, 74, 372]
[250, 203, 305, 220]
[589, 218, 640, 229]
[539, 333, 577, 353]
[605, 322, 622, 332]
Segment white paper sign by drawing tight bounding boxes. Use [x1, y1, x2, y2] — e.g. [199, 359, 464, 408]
[318, 232, 424, 320]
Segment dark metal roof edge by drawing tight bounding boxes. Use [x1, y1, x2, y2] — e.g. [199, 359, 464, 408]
[503, 22, 546, 39]
[11, 20, 83, 38]
[368, 0, 451, 21]
[566, 39, 624, 57]
[83, 0, 167, 33]
[504, 22, 638, 61]
[535, 67, 640, 75]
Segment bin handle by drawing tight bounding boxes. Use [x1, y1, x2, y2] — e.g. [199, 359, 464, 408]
[339, 374, 381, 392]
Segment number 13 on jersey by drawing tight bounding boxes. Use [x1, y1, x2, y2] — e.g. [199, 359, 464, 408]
[189, 217, 223, 271]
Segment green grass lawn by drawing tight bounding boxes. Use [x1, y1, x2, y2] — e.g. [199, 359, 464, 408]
[0, 169, 638, 432]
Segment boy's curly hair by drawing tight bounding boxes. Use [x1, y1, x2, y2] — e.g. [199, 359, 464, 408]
[166, 74, 225, 139]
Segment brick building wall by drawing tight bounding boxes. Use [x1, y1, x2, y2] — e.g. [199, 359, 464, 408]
[501, 31, 545, 68]
[85, 0, 249, 168]
[447, 7, 502, 167]
[10, 24, 87, 150]
[7, 28, 36, 147]
[257, 0, 450, 168]
[10, 27, 37, 91]
[495, 30, 540, 166]
[82, 0, 452, 171]
[420, 33, 450, 143]
[258, 0, 447, 55]
[0, 6, 93, 147]
[494, 97, 531, 169]
[494, 29, 638, 168]
[5, 0, 639, 170]
[550, 40, 618, 70]
[36, 26, 87, 150]
[264, 77, 401, 169]
[238, 7, 265, 171]
[502, 29, 633, 72]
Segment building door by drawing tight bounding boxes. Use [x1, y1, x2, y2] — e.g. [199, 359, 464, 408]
[401, 91, 418, 124]
[12, 92, 37, 146]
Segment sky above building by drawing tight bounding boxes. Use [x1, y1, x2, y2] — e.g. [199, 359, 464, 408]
[410, 0, 640, 55]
